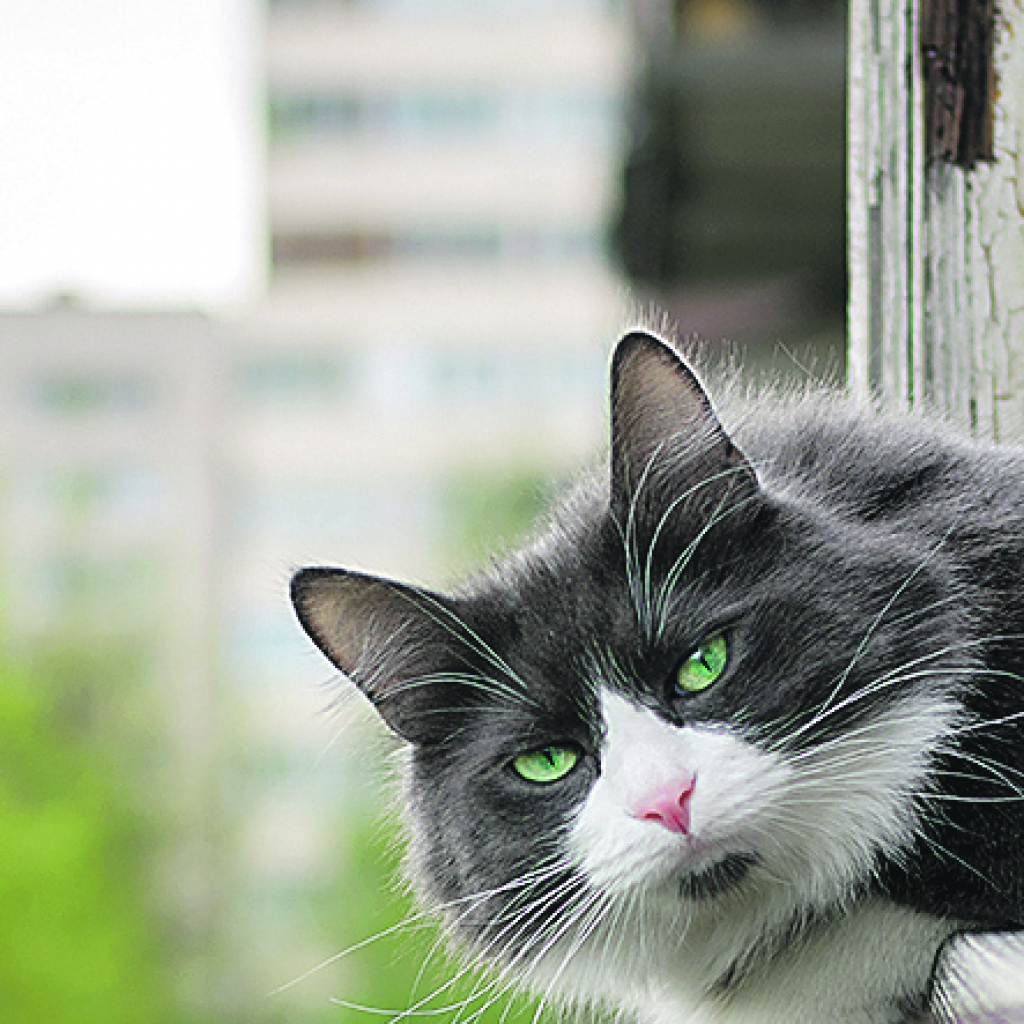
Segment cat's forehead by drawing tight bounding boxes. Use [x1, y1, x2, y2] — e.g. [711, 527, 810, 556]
[465, 528, 626, 640]
[468, 495, 771, 646]
[449, 491, 958, 748]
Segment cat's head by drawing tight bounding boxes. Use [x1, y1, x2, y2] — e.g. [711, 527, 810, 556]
[291, 331, 967, 1001]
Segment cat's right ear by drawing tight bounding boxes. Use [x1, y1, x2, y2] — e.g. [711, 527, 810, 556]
[290, 566, 463, 744]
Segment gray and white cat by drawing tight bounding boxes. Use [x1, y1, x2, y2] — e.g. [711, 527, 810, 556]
[292, 330, 1024, 1023]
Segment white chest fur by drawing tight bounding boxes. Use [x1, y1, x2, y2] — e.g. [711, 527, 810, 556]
[537, 690, 959, 1023]
[640, 900, 954, 1024]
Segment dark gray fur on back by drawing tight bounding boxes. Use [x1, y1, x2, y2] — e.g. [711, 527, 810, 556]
[733, 395, 1024, 925]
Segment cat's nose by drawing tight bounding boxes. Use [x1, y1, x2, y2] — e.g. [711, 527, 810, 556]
[632, 777, 695, 834]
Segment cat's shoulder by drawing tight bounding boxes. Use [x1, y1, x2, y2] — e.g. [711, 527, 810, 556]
[714, 373, 1024, 518]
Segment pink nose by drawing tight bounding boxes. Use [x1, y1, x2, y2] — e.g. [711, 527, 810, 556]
[633, 777, 695, 834]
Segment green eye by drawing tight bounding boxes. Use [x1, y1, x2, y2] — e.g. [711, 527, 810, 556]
[675, 633, 728, 694]
[512, 745, 579, 784]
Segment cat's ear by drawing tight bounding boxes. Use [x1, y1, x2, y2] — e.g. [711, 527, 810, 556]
[609, 330, 756, 514]
[291, 566, 464, 744]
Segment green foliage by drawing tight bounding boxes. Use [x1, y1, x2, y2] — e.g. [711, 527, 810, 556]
[324, 809, 542, 1024]
[0, 660, 177, 1024]
[441, 467, 552, 574]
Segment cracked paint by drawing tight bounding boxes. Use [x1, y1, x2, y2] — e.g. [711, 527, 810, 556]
[848, 0, 1024, 440]
[975, 0, 1024, 439]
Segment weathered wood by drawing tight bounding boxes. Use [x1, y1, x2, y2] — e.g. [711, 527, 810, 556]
[921, 0, 996, 167]
[848, 0, 1024, 441]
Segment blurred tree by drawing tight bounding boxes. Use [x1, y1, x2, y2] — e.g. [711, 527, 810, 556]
[0, 659, 183, 1024]
[440, 467, 552, 576]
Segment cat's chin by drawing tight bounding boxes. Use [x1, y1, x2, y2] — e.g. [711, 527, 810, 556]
[678, 851, 758, 901]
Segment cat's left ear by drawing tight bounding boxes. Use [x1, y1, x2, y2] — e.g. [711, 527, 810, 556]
[290, 566, 470, 744]
[609, 330, 757, 515]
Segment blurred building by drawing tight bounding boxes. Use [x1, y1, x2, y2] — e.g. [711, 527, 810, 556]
[614, 0, 847, 378]
[229, 0, 629, 1009]
[248, 0, 631, 587]
[0, 1, 630, 1021]
[0, 310, 225, 1015]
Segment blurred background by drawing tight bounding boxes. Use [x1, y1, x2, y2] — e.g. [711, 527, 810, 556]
[0, 1, 845, 1022]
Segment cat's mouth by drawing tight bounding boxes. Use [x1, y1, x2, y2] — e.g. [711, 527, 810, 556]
[679, 851, 758, 900]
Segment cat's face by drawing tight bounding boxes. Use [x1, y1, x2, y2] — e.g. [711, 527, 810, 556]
[291, 333, 967, 1005]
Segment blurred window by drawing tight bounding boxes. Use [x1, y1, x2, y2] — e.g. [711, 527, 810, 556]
[270, 87, 618, 147]
[28, 551, 159, 622]
[31, 371, 155, 417]
[355, 343, 605, 413]
[9, 465, 165, 632]
[270, 0, 617, 11]
[235, 483, 378, 539]
[272, 227, 603, 266]
[12, 465, 165, 539]
[400, 226, 501, 260]
[43, 465, 163, 524]
[237, 350, 353, 408]
[422, 346, 604, 409]
[235, 480, 440, 543]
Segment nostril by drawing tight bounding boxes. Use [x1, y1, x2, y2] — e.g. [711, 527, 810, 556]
[633, 777, 695, 835]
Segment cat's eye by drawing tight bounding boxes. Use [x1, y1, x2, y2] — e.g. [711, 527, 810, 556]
[674, 633, 728, 694]
[512, 745, 579, 784]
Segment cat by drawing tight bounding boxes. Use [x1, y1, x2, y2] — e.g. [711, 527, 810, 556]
[291, 329, 1024, 1023]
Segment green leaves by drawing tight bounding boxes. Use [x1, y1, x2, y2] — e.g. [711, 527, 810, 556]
[0, 663, 175, 1024]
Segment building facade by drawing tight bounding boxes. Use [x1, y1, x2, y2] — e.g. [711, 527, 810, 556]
[0, 2, 630, 1020]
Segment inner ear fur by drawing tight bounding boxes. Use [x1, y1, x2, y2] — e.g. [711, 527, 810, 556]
[290, 566, 464, 743]
[609, 330, 757, 517]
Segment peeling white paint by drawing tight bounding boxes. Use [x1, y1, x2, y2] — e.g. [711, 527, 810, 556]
[849, 0, 1024, 442]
